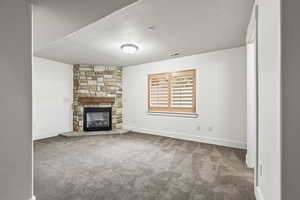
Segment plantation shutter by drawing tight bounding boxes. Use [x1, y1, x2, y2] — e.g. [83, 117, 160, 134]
[170, 70, 196, 112]
[148, 73, 170, 111]
[148, 69, 196, 113]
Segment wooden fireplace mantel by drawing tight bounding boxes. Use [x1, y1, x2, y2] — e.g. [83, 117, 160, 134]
[78, 97, 115, 104]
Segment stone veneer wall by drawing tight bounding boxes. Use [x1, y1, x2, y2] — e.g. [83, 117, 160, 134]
[73, 65, 122, 131]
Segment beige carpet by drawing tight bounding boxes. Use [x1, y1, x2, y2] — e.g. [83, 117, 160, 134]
[34, 132, 255, 200]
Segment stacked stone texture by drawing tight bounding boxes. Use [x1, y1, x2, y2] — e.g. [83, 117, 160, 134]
[73, 65, 122, 131]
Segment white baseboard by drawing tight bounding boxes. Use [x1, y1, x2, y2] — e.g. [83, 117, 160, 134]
[34, 130, 73, 140]
[126, 127, 246, 149]
[34, 132, 58, 140]
[255, 187, 264, 200]
[30, 195, 36, 200]
[246, 153, 255, 168]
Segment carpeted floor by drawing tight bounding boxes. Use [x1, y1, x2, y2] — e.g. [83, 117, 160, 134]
[34, 132, 255, 200]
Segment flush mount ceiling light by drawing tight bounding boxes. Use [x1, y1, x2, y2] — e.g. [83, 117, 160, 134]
[121, 44, 139, 54]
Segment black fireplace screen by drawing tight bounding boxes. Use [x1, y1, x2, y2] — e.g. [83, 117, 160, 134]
[83, 107, 112, 131]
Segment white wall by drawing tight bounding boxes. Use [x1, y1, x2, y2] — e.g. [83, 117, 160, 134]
[246, 3, 257, 169]
[282, 1, 300, 200]
[246, 43, 256, 168]
[32, 57, 73, 140]
[123, 47, 247, 149]
[256, 0, 282, 199]
[0, 0, 33, 200]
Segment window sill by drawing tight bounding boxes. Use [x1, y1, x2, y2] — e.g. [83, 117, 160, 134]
[147, 111, 198, 118]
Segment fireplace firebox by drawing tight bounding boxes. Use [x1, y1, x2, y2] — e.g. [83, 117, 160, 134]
[83, 107, 112, 131]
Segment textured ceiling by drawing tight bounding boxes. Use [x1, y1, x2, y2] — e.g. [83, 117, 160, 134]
[34, 0, 254, 66]
[33, 0, 138, 51]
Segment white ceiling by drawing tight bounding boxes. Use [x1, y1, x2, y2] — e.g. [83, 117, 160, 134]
[34, 0, 254, 66]
[33, 0, 138, 51]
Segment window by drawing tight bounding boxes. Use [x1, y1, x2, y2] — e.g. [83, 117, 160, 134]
[148, 69, 196, 113]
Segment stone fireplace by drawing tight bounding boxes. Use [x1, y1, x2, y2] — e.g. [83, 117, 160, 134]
[73, 65, 122, 132]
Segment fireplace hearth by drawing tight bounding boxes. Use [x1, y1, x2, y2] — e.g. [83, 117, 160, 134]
[83, 107, 112, 131]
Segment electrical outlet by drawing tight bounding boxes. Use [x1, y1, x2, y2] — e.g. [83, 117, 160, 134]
[208, 126, 213, 132]
[197, 126, 201, 131]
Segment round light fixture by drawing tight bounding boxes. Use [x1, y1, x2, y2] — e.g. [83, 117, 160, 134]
[121, 44, 139, 54]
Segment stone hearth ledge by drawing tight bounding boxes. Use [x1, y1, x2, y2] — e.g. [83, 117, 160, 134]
[60, 129, 130, 137]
